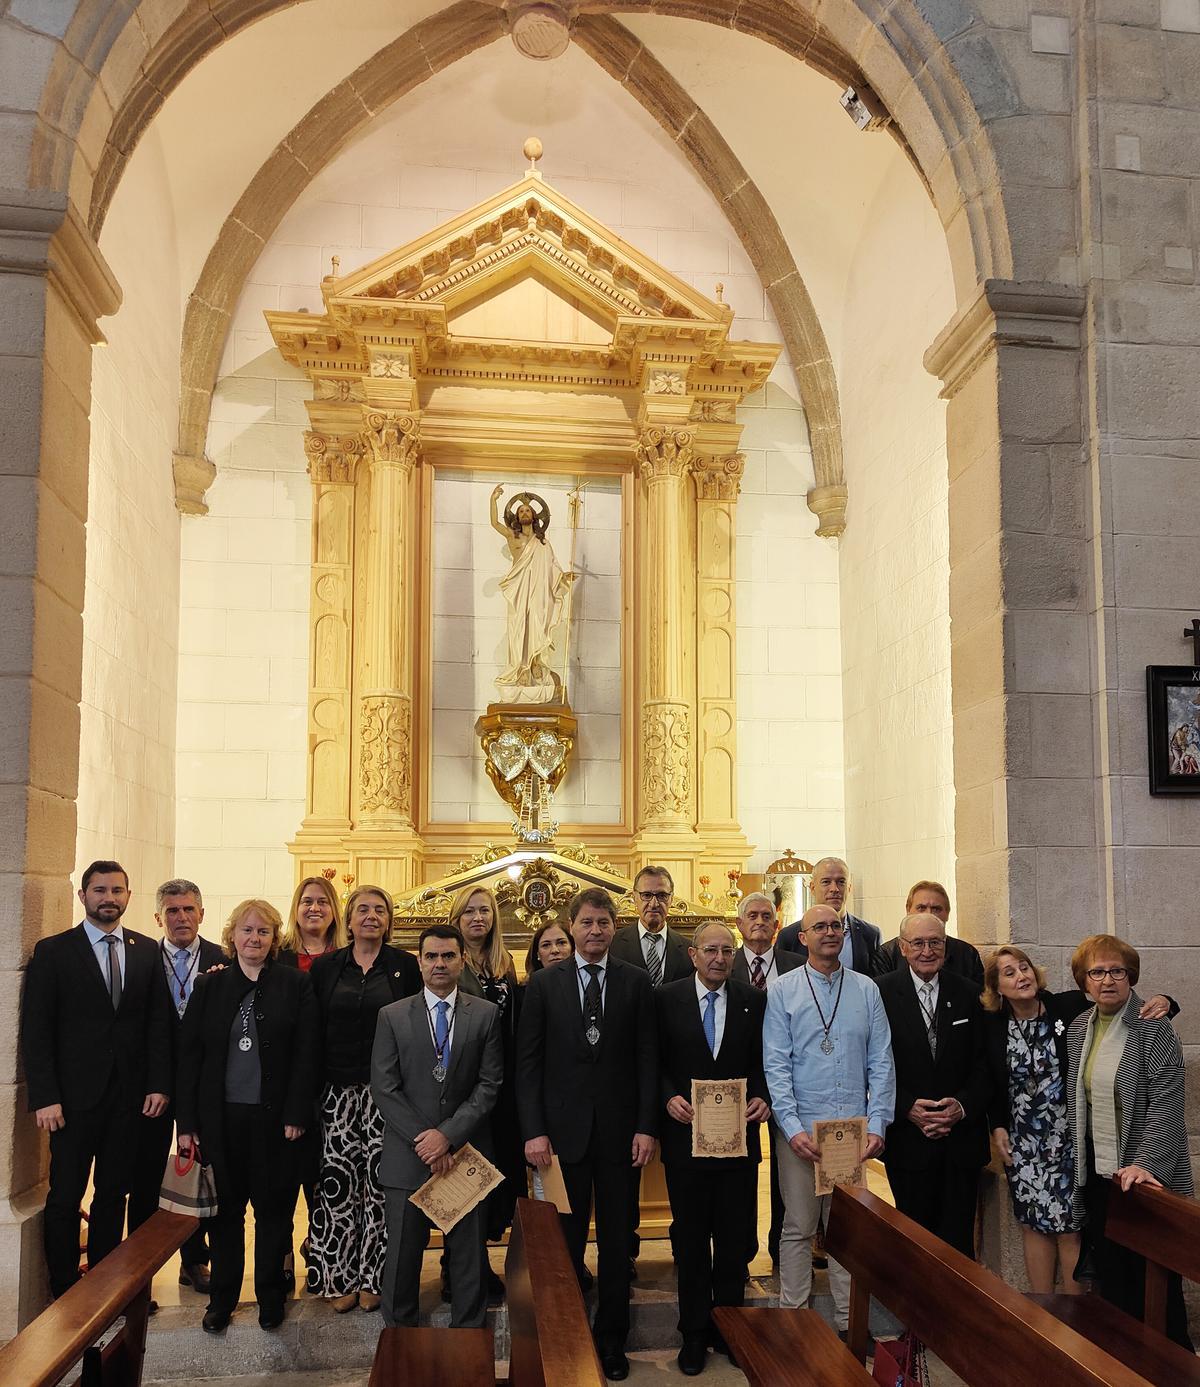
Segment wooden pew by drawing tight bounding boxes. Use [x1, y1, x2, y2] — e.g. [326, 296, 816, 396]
[368, 1326, 494, 1387]
[1029, 1180, 1200, 1384]
[505, 1196, 604, 1387]
[825, 1185, 1157, 1387]
[714, 1307, 874, 1387]
[0, 1210, 197, 1387]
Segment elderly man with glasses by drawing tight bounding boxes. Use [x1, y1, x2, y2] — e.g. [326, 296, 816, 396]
[875, 911, 990, 1257]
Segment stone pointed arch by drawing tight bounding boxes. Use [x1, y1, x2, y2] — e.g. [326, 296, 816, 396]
[174, 10, 845, 524]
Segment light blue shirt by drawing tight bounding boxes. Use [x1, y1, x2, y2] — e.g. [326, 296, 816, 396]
[83, 918, 125, 993]
[763, 963, 896, 1142]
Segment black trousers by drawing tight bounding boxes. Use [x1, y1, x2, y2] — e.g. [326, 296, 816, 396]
[885, 1158, 980, 1259]
[746, 1123, 785, 1265]
[665, 1160, 755, 1340]
[1082, 1166, 1194, 1351]
[128, 1105, 210, 1267]
[560, 1122, 636, 1352]
[43, 1081, 137, 1298]
[208, 1104, 299, 1314]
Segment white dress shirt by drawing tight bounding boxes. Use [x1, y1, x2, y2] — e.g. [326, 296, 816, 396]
[695, 974, 727, 1057]
[82, 918, 125, 992]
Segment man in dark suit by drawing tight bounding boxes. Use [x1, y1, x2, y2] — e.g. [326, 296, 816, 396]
[875, 880, 985, 985]
[876, 911, 990, 1257]
[371, 923, 502, 1329]
[776, 857, 884, 977]
[518, 887, 658, 1382]
[658, 921, 769, 1376]
[731, 892, 802, 1268]
[128, 878, 226, 1295]
[21, 860, 172, 1297]
[609, 865, 693, 984]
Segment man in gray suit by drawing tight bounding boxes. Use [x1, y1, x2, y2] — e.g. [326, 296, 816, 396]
[371, 923, 503, 1329]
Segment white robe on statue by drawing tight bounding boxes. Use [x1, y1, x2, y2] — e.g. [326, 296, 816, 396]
[496, 536, 569, 703]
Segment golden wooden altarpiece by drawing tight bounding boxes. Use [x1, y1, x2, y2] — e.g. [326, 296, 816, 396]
[265, 165, 780, 901]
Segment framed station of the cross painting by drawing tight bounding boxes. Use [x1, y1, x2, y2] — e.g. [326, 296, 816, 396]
[1146, 665, 1200, 795]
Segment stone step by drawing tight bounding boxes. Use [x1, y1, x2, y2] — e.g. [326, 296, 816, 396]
[142, 1273, 904, 1381]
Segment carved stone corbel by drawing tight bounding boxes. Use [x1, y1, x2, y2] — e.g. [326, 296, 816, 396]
[172, 453, 217, 515]
[807, 482, 848, 538]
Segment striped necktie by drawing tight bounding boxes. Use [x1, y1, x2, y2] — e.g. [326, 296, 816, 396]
[645, 932, 664, 987]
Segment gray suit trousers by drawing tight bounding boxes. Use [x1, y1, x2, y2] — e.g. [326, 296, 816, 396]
[381, 1185, 487, 1328]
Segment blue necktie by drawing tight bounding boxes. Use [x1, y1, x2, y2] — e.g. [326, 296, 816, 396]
[703, 990, 718, 1056]
[435, 1000, 450, 1067]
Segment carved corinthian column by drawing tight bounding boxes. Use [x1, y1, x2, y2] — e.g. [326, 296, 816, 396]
[357, 411, 420, 826]
[636, 426, 696, 833]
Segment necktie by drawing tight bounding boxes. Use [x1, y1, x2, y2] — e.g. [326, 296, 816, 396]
[920, 981, 937, 1056]
[645, 933, 663, 987]
[703, 990, 719, 1056]
[435, 999, 450, 1067]
[104, 934, 122, 1011]
[583, 963, 603, 1040]
[751, 956, 766, 990]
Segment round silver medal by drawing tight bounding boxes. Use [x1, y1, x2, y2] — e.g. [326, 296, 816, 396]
[238, 1036, 253, 1052]
[432, 1063, 447, 1082]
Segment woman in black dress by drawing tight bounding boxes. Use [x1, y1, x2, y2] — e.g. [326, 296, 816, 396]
[305, 885, 421, 1313]
[177, 899, 318, 1334]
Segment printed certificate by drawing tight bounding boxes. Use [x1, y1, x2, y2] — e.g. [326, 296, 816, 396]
[691, 1078, 748, 1158]
[410, 1143, 503, 1233]
[813, 1116, 867, 1195]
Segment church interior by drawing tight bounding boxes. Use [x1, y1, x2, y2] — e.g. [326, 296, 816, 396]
[3, 0, 1200, 1377]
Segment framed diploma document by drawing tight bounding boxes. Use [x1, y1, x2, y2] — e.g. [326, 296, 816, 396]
[410, 1143, 503, 1234]
[813, 1116, 867, 1195]
[691, 1078, 748, 1158]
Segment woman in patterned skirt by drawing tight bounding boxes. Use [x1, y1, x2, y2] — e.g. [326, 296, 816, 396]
[982, 945, 1174, 1295]
[306, 885, 421, 1312]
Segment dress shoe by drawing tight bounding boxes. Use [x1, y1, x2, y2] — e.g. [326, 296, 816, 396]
[179, 1263, 211, 1293]
[599, 1348, 630, 1381]
[677, 1337, 708, 1376]
[358, 1291, 381, 1312]
[201, 1308, 230, 1334]
[258, 1303, 285, 1330]
[486, 1269, 505, 1306]
[329, 1292, 358, 1313]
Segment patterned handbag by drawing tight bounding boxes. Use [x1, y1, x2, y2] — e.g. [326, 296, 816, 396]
[159, 1147, 218, 1218]
[872, 1331, 930, 1387]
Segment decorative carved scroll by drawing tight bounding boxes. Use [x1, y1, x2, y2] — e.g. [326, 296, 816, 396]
[642, 701, 692, 819]
[693, 452, 745, 502]
[363, 411, 421, 469]
[304, 430, 365, 484]
[359, 694, 412, 815]
[636, 426, 694, 481]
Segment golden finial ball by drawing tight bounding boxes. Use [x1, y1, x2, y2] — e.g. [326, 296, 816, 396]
[523, 137, 544, 165]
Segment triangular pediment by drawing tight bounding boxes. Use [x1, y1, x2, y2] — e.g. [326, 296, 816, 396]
[326, 172, 730, 332]
[446, 263, 614, 344]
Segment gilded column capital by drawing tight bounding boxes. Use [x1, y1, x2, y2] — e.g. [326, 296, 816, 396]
[636, 426, 694, 482]
[362, 410, 421, 470]
[693, 452, 745, 502]
[304, 430, 365, 484]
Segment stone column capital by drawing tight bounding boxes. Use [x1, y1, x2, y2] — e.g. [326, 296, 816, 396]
[362, 410, 421, 470]
[636, 425, 694, 482]
[806, 482, 848, 538]
[924, 278, 1086, 399]
[692, 452, 745, 502]
[172, 453, 217, 515]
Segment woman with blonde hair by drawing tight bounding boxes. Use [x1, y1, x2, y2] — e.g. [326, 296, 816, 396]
[983, 943, 1175, 1296]
[448, 885, 521, 1285]
[177, 899, 318, 1334]
[306, 885, 420, 1312]
[280, 875, 347, 971]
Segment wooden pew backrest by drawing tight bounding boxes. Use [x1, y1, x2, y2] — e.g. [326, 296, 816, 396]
[826, 1185, 1153, 1387]
[505, 1197, 604, 1387]
[714, 1307, 874, 1387]
[368, 1326, 494, 1387]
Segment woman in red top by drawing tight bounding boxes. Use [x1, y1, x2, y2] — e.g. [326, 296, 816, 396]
[280, 877, 346, 971]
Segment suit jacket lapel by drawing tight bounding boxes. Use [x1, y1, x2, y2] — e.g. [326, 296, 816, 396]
[444, 993, 472, 1082]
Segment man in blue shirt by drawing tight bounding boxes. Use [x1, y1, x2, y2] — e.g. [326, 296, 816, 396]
[763, 904, 895, 1331]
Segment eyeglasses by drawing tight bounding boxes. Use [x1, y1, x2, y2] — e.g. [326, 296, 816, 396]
[697, 945, 736, 958]
[1086, 966, 1128, 981]
[637, 891, 671, 904]
[903, 939, 946, 953]
[805, 922, 845, 936]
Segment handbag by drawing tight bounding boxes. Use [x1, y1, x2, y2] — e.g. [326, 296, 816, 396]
[159, 1147, 219, 1219]
[872, 1331, 930, 1387]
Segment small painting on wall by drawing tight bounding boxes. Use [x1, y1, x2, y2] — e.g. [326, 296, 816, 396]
[1147, 666, 1200, 795]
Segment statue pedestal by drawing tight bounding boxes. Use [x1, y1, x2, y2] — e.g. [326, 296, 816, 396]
[475, 703, 577, 842]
